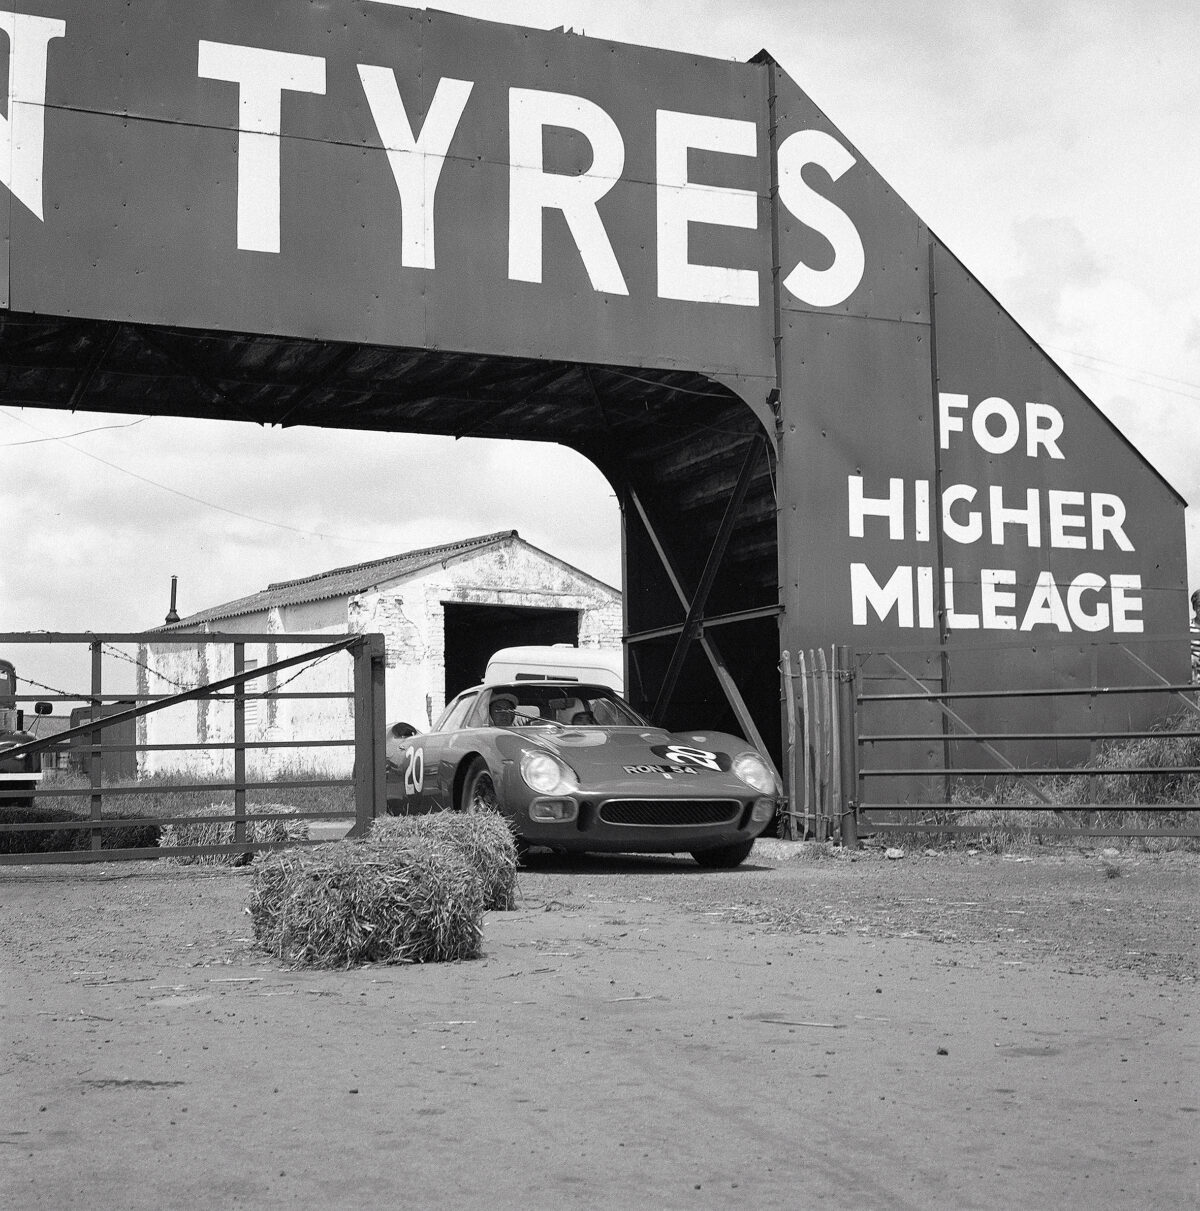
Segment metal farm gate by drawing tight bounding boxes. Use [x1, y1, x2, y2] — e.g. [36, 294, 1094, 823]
[0, 631, 386, 864]
[782, 637, 1200, 845]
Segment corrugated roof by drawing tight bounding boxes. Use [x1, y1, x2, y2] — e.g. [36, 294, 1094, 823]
[163, 530, 520, 627]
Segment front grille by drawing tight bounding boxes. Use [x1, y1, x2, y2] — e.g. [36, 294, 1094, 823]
[598, 799, 741, 827]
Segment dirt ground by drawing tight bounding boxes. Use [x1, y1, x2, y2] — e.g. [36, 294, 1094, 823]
[2, 840, 1197, 1210]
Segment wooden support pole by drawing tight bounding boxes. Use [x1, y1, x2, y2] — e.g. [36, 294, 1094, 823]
[781, 650, 798, 840]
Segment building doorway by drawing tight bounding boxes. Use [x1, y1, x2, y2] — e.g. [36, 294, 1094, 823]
[442, 603, 579, 700]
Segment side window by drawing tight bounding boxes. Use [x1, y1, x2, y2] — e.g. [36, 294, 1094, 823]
[436, 692, 478, 733]
[242, 659, 259, 728]
[463, 693, 496, 728]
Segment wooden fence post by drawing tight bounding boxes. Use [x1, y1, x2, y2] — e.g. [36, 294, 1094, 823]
[780, 650, 799, 840]
[351, 633, 387, 837]
[836, 645, 858, 847]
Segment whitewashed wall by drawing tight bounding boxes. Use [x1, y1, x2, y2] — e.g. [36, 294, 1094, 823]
[352, 542, 621, 729]
[136, 601, 356, 779]
[137, 542, 620, 777]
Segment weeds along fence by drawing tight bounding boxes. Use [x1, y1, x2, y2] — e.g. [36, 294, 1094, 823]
[0, 631, 386, 865]
[782, 637, 1200, 845]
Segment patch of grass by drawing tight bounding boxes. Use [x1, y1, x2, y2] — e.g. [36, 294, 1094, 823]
[920, 712, 1200, 853]
[0, 803, 160, 854]
[33, 766, 354, 822]
[248, 837, 484, 968]
[23, 767, 351, 859]
[791, 840, 846, 862]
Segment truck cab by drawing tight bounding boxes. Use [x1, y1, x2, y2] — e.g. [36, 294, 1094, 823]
[0, 658, 48, 809]
[483, 645, 624, 692]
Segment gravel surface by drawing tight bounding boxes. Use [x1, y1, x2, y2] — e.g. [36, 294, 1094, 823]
[2, 840, 1196, 1210]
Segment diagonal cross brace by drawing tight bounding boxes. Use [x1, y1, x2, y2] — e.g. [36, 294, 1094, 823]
[650, 435, 765, 722]
[877, 653, 1053, 806]
[1, 636, 362, 764]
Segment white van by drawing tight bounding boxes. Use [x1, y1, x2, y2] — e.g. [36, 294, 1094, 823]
[483, 645, 623, 692]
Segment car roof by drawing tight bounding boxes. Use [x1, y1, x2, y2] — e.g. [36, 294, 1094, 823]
[460, 680, 614, 695]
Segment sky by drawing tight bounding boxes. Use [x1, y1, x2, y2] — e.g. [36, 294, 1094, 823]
[3, 0, 1199, 701]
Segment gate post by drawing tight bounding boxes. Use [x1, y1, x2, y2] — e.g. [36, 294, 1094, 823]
[350, 633, 387, 837]
[836, 645, 859, 847]
[233, 642, 247, 846]
[89, 640, 103, 852]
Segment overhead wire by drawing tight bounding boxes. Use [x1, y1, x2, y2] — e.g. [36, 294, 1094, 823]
[1044, 345, 1200, 402]
[0, 415, 152, 445]
[0, 407, 397, 548]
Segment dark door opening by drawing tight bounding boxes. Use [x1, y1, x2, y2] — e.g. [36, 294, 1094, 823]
[443, 603, 579, 701]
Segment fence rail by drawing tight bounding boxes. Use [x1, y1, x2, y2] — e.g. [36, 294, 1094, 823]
[781, 636, 1199, 844]
[0, 631, 386, 864]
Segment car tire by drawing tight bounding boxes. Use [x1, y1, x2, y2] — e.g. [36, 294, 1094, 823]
[460, 757, 499, 814]
[691, 839, 755, 869]
[460, 758, 529, 862]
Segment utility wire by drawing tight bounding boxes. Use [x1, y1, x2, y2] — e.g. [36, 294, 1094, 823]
[1045, 346, 1200, 402]
[0, 407, 396, 548]
[0, 415, 152, 445]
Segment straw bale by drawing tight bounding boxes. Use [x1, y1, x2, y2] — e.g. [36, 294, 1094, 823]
[370, 810, 519, 910]
[248, 837, 484, 968]
[159, 803, 308, 865]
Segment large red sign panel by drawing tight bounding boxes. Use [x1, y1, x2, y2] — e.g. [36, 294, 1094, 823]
[3, 2, 869, 374]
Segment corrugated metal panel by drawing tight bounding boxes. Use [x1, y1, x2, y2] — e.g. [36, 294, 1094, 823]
[164, 530, 522, 625]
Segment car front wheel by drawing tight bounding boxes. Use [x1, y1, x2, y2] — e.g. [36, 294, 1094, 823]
[691, 840, 755, 869]
[460, 757, 499, 814]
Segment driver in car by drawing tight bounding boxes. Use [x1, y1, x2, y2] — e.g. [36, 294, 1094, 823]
[488, 693, 518, 727]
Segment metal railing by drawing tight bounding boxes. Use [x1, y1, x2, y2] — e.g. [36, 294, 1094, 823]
[850, 637, 1200, 841]
[0, 631, 386, 864]
[780, 637, 1200, 843]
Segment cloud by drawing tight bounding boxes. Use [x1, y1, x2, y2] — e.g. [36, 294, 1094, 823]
[1004, 217, 1103, 334]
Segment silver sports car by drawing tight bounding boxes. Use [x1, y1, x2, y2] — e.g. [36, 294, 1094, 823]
[386, 680, 780, 867]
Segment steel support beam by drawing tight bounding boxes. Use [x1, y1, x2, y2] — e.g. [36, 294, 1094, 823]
[650, 434, 765, 721]
[626, 459, 774, 758]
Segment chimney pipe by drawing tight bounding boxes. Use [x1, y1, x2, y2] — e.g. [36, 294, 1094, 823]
[165, 575, 180, 624]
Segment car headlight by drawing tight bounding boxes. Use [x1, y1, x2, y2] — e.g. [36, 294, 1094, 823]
[520, 750, 578, 795]
[732, 751, 777, 795]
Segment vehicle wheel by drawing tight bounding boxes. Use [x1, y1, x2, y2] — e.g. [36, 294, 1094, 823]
[691, 839, 755, 869]
[460, 758, 499, 814]
[460, 758, 529, 861]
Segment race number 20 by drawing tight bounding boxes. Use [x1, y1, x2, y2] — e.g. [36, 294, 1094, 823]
[403, 747, 424, 795]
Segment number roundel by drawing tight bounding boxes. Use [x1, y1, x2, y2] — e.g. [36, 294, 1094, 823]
[403, 746, 424, 796]
[662, 744, 722, 772]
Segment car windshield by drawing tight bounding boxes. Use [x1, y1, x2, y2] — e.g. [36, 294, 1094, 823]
[470, 684, 646, 729]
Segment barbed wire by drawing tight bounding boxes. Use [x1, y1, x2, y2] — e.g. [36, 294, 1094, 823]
[15, 671, 77, 699]
[260, 650, 343, 696]
[102, 643, 193, 692]
[14, 643, 346, 706]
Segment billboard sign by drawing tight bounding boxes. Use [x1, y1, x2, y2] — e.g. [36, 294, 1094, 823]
[0, 2, 1187, 666]
[1, 2, 869, 376]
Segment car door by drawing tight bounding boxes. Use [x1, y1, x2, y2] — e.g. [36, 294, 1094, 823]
[410, 690, 479, 810]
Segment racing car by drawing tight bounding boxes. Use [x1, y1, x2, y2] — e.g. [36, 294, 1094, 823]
[385, 680, 780, 867]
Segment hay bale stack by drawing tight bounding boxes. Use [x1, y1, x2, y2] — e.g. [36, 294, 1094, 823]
[159, 803, 308, 865]
[371, 810, 519, 911]
[249, 838, 483, 968]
